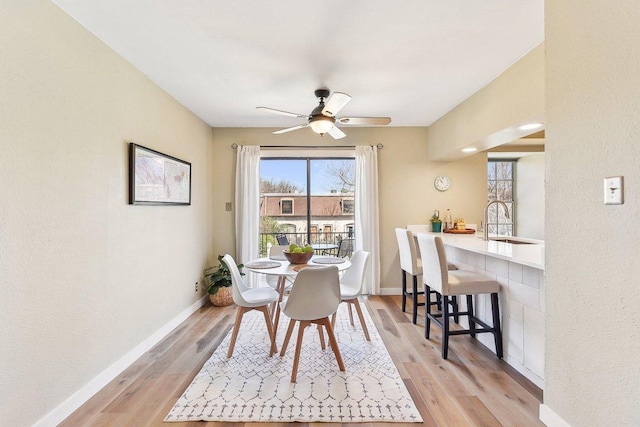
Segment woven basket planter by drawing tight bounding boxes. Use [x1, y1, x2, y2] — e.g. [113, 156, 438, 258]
[209, 286, 234, 307]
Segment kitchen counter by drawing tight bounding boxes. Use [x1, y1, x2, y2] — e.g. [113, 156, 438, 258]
[416, 231, 545, 388]
[428, 232, 545, 270]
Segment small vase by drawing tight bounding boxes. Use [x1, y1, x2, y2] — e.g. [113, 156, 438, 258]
[431, 222, 442, 232]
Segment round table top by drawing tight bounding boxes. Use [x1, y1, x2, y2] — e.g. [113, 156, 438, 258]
[245, 255, 351, 276]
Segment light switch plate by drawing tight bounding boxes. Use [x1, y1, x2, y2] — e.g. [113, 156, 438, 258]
[225, 202, 232, 211]
[604, 176, 624, 205]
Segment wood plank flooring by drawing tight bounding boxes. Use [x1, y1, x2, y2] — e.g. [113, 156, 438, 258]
[61, 296, 543, 426]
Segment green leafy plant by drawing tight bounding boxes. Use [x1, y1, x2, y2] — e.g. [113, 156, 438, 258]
[204, 255, 244, 295]
[430, 213, 442, 223]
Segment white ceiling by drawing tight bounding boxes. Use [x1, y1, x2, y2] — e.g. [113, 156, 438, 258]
[50, 0, 544, 129]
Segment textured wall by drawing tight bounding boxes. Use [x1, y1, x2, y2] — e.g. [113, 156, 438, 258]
[0, 2, 214, 425]
[545, 2, 640, 425]
[516, 154, 545, 240]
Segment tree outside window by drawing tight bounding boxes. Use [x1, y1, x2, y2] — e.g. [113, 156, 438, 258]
[487, 160, 515, 236]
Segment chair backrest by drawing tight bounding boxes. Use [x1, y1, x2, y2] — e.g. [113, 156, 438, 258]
[268, 245, 288, 257]
[222, 254, 250, 306]
[395, 228, 421, 275]
[407, 224, 430, 234]
[339, 250, 370, 296]
[276, 234, 289, 245]
[337, 238, 354, 258]
[415, 234, 449, 295]
[283, 266, 341, 321]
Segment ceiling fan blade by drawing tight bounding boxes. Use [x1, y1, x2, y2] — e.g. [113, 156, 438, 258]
[327, 126, 346, 140]
[337, 117, 392, 125]
[322, 92, 352, 117]
[256, 106, 308, 118]
[272, 124, 308, 135]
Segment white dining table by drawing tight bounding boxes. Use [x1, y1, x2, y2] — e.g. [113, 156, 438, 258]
[245, 255, 351, 335]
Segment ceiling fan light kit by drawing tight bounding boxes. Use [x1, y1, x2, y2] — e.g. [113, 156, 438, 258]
[257, 88, 391, 140]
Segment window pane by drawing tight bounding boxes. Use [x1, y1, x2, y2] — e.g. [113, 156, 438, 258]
[496, 161, 512, 180]
[259, 157, 355, 256]
[310, 159, 355, 247]
[487, 162, 496, 180]
[497, 181, 513, 201]
[487, 160, 516, 236]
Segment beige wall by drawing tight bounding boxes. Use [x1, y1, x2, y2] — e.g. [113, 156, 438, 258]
[545, 2, 640, 426]
[0, 2, 215, 425]
[428, 43, 545, 161]
[210, 127, 487, 291]
[516, 154, 545, 240]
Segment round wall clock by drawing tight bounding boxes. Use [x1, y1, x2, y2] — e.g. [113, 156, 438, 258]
[434, 175, 451, 192]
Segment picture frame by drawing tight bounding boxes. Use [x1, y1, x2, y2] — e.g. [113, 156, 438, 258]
[128, 143, 191, 205]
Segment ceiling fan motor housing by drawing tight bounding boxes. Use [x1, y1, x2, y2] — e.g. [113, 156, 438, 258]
[314, 88, 330, 100]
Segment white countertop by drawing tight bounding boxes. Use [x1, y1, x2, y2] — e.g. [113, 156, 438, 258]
[418, 232, 545, 270]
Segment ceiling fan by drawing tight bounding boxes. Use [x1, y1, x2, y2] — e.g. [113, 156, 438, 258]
[256, 88, 391, 139]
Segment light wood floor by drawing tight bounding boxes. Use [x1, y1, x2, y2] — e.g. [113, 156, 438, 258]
[61, 296, 544, 426]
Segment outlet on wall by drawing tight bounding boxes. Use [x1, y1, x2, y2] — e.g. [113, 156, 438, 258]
[195, 281, 198, 292]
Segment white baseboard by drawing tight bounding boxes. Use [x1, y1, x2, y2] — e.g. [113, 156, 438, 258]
[378, 287, 402, 295]
[539, 404, 571, 427]
[33, 296, 208, 427]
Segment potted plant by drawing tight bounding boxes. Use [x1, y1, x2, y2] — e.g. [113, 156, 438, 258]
[204, 255, 243, 306]
[430, 211, 442, 232]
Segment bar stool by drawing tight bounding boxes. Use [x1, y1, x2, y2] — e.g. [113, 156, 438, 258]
[416, 234, 503, 360]
[395, 228, 458, 324]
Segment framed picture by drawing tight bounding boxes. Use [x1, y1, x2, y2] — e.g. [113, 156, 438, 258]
[128, 143, 191, 205]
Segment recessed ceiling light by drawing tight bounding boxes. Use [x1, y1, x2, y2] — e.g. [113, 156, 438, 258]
[518, 123, 544, 131]
[462, 147, 478, 153]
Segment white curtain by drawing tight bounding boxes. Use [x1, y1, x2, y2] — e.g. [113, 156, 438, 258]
[355, 145, 381, 295]
[235, 145, 260, 286]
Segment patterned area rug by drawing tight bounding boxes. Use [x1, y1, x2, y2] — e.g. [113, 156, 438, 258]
[165, 302, 422, 423]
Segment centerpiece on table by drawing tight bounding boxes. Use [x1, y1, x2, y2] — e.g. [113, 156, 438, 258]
[283, 243, 314, 264]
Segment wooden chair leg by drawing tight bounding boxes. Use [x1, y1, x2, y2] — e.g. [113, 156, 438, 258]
[467, 295, 476, 338]
[291, 320, 310, 383]
[401, 270, 407, 312]
[351, 298, 371, 341]
[441, 295, 450, 359]
[272, 277, 286, 336]
[258, 306, 277, 356]
[321, 318, 345, 372]
[318, 324, 326, 350]
[425, 286, 432, 339]
[280, 318, 296, 357]
[452, 296, 460, 324]
[227, 306, 249, 358]
[491, 292, 503, 359]
[347, 303, 354, 325]
[412, 275, 419, 324]
[331, 311, 337, 329]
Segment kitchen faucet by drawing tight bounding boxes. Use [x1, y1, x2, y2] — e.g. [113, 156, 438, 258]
[483, 200, 510, 241]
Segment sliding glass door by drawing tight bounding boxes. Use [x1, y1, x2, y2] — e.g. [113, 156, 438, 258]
[259, 157, 355, 257]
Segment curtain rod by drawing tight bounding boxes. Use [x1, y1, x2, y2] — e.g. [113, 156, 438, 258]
[230, 143, 383, 150]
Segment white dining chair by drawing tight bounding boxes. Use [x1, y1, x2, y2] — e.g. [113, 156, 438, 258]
[331, 250, 371, 341]
[415, 234, 503, 360]
[222, 254, 280, 358]
[279, 265, 345, 383]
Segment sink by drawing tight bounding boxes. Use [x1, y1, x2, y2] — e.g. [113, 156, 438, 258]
[490, 238, 534, 245]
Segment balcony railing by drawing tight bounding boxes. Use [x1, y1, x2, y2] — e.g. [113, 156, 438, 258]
[259, 231, 354, 257]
